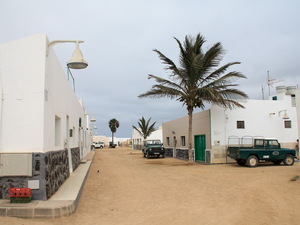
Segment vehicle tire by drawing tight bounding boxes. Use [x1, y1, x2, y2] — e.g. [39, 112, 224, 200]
[272, 160, 283, 165]
[143, 152, 146, 158]
[236, 159, 246, 166]
[100, 146, 103, 149]
[146, 151, 150, 159]
[162, 154, 165, 158]
[246, 155, 258, 167]
[283, 154, 294, 166]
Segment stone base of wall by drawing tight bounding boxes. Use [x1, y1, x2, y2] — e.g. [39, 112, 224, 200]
[165, 148, 194, 161]
[165, 148, 173, 157]
[45, 149, 70, 199]
[0, 148, 79, 200]
[71, 147, 81, 171]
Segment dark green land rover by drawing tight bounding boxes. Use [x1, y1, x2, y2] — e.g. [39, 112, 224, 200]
[142, 140, 165, 158]
[227, 137, 296, 167]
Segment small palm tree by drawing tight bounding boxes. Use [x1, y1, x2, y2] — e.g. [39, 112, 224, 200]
[132, 117, 156, 140]
[139, 33, 248, 161]
[108, 118, 119, 147]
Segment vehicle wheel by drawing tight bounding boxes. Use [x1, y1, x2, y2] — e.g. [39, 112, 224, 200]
[162, 154, 165, 158]
[283, 154, 294, 166]
[146, 152, 150, 159]
[236, 159, 246, 166]
[100, 146, 103, 149]
[143, 152, 146, 158]
[272, 160, 283, 165]
[246, 155, 258, 167]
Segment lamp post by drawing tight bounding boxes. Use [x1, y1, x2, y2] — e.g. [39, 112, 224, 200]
[278, 110, 289, 119]
[47, 40, 88, 69]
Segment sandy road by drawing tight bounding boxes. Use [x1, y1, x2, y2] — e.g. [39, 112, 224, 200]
[1, 147, 300, 225]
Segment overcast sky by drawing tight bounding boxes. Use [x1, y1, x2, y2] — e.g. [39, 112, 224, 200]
[1, 0, 299, 137]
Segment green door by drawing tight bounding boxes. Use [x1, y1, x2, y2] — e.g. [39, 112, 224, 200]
[195, 135, 206, 161]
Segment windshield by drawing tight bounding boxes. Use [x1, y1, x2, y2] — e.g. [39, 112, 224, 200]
[146, 140, 161, 145]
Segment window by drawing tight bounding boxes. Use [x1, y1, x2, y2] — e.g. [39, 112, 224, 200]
[255, 139, 264, 147]
[237, 121, 245, 129]
[272, 96, 277, 101]
[268, 140, 279, 148]
[55, 116, 61, 146]
[284, 120, 292, 128]
[181, 136, 186, 146]
[291, 95, 296, 107]
[166, 137, 170, 146]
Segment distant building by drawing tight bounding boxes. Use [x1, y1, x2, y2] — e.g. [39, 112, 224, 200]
[0, 34, 93, 200]
[93, 135, 131, 147]
[132, 126, 163, 150]
[163, 87, 299, 163]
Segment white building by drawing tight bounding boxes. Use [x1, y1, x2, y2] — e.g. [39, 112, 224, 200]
[0, 34, 93, 200]
[163, 87, 299, 163]
[93, 135, 131, 147]
[132, 126, 163, 149]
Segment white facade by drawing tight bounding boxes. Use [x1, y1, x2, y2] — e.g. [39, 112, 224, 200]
[297, 90, 300, 142]
[163, 88, 299, 163]
[93, 135, 131, 147]
[0, 34, 93, 200]
[0, 34, 92, 155]
[132, 126, 163, 149]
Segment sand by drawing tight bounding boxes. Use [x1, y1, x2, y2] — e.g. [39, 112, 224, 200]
[1, 147, 300, 225]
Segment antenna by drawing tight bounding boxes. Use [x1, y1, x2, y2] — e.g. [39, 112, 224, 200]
[261, 85, 265, 100]
[267, 71, 282, 96]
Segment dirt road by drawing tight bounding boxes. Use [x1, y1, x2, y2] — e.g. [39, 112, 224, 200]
[2, 147, 300, 225]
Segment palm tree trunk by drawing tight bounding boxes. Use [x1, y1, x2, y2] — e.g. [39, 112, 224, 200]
[112, 132, 114, 147]
[188, 108, 193, 162]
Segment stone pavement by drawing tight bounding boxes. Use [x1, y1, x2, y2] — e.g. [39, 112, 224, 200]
[0, 151, 95, 219]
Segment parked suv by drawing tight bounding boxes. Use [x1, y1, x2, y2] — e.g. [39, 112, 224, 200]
[93, 141, 104, 149]
[142, 140, 165, 158]
[227, 137, 296, 167]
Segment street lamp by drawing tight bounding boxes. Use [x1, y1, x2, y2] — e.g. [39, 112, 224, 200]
[90, 114, 97, 123]
[278, 110, 289, 119]
[47, 40, 88, 69]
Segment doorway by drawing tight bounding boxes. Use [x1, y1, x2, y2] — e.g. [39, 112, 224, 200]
[194, 135, 206, 161]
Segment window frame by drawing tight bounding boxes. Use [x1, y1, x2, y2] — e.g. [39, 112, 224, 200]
[237, 121, 245, 129]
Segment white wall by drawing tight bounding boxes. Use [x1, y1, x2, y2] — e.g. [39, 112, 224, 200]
[0, 34, 46, 152]
[296, 90, 300, 142]
[210, 92, 298, 147]
[0, 34, 92, 157]
[132, 126, 163, 146]
[163, 111, 210, 149]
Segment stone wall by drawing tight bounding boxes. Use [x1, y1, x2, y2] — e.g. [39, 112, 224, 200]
[71, 147, 81, 171]
[0, 149, 72, 200]
[45, 149, 70, 199]
[0, 153, 44, 199]
[165, 148, 195, 161]
[165, 148, 173, 157]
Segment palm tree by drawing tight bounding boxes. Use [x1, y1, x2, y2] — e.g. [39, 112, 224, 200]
[108, 118, 119, 147]
[132, 117, 156, 139]
[138, 33, 248, 162]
